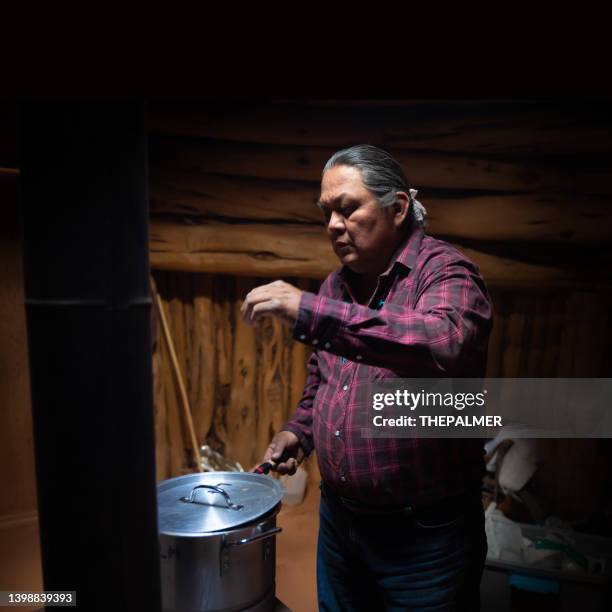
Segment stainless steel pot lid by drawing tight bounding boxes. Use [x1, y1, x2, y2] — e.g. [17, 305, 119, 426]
[157, 472, 283, 536]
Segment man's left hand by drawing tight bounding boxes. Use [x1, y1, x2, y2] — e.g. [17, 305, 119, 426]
[240, 280, 303, 327]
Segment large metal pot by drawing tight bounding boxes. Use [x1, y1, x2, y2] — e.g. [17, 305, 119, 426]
[157, 472, 283, 612]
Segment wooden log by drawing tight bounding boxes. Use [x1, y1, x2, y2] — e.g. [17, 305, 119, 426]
[540, 294, 565, 377]
[557, 293, 581, 377]
[149, 219, 607, 289]
[286, 279, 321, 485]
[289, 279, 311, 420]
[524, 295, 547, 377]
[161, 333, 189, 477]
[147, 102, 612, 155]
[152, 335, 169, 482]
[484, 289, 504, 378]
[257, 315, 286, 463]
[178, 274, 194, 415]
[558, 292, 607, 377]
[150, 172, 321, 224]
[150, 172, 612, 245]
[149, 136, 612, 195]
[499, 296, 527, 377]
[168, 274, 189, 390]
[211, 276, 234, 448]
[570, 293, 607, 377]
[225, 277, 258, 469]
[191, 274, 215, 444]
[149, 220, 337, 279]
[151, 279, 170, 482]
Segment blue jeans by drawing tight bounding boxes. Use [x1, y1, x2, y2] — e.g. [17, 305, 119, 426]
[317, 482, 487, 611]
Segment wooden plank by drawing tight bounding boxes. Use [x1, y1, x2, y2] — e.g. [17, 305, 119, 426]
[150, 172, 612, 245]
[149, 219, 605, 289]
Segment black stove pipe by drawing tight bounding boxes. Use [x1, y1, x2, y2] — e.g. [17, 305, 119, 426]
[19, 102, 161, 611]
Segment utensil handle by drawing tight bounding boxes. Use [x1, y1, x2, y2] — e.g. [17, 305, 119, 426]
[254, 449, 293, 474]
[224, 527, 282, 548]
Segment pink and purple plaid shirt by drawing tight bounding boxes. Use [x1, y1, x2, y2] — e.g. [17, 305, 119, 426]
[284, 227, 494, 507]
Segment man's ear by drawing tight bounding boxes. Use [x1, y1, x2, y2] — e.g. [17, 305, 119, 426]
[392, 191, 410, 228]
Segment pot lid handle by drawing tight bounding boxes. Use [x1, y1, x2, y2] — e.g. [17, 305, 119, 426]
[179, 483, 244, 511]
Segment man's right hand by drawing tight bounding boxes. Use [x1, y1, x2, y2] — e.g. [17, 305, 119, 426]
[262, 430, 305, 475]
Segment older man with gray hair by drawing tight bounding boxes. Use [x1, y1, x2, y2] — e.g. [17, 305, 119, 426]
[241, 144, 493, 611]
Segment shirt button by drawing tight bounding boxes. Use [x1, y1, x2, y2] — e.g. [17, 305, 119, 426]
[324, 342, 331, 349]
[356, 355, 362, 361]
[299, 334, 306, 340]
[335, 430, 340, 437]
[342, 385, 348, 391]
[312, 339, 319, 346]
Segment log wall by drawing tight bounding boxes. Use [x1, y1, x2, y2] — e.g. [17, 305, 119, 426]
[147, 99, 612, 290]
[151, 271, 320, 477]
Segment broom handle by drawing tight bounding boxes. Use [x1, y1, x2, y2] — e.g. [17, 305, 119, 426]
[152, 282, 203, 472]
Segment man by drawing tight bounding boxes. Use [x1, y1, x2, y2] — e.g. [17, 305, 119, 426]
[240, 145, 493, 611]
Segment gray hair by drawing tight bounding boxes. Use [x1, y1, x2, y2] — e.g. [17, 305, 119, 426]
[322, 144, 427, 228]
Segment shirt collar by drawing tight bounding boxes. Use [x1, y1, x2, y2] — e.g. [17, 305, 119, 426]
[338, 227, 424, 284]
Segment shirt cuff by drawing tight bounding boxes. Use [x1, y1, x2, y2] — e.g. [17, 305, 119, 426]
[282, 423, 314, 457]
[292, 291, 340, 350]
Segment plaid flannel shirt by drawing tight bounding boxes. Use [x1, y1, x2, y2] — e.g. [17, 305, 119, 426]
[284, 227, 494, 507]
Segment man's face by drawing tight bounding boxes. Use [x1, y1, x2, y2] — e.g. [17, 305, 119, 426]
[318, 165, 398, 275]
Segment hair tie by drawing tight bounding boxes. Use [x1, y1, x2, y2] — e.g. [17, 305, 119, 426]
[409, 188, 428, 224]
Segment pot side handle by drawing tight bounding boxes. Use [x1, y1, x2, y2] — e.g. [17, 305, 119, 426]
[224, 527, 282, 548]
